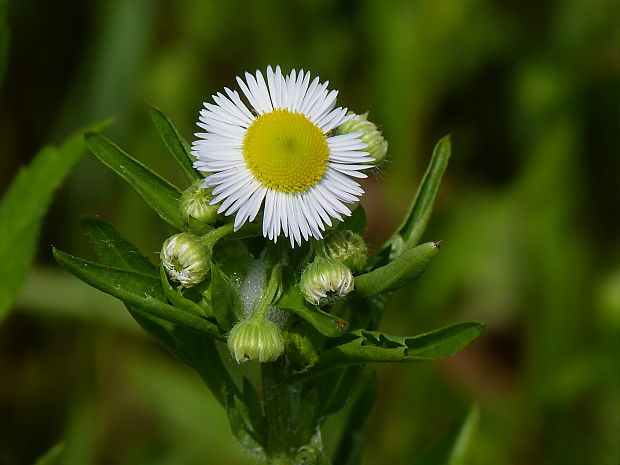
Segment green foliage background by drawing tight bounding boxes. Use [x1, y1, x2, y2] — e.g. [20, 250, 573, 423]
[0, 0, 618, 464]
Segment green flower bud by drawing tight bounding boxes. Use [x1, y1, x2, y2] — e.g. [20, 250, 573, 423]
[335, 112, 388, 165]
[161, 233, 211, 287]
[285, 322, 324, 369]
[322, 230, 368, 274]
[227, 318, 285, 363]
[299, 258, 354, 306]
[179, 180, 219, 228]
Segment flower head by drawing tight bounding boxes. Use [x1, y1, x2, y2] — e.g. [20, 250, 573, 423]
[300, 258, 354, 306]
[161, 233, 211, 287]
[321, 230, 368, 274]
[179, 180, 219, 226]
[227, 318, 285, 363]
[191, 66, 374, 246]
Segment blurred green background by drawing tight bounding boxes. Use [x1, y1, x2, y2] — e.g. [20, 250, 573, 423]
[1, 0, 619, 464]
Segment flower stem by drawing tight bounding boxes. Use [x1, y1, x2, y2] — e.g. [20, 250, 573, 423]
[201, 223, 234, 247]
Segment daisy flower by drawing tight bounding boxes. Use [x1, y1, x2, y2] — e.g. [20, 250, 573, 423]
[191, 66, 374, 246]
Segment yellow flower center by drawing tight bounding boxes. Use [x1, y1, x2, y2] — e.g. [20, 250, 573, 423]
[243, 109, 329, 193]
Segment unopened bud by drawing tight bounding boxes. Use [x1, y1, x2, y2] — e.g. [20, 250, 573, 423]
[180, 180, 219, 230]
[322, 230, 368, 274]
[161, 233, 210, 287]
[285, 323, 324, 368]
[335, 112, 388, 165]
[299, 258, 354, 306]
[227, 318, 285, 363]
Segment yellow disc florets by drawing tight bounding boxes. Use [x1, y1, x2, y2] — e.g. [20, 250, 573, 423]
[243, 109, 329, 193]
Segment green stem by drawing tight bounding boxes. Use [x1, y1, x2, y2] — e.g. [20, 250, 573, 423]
[201, 223, 234, 247]
[262, 362, 294, 461]
[251, 264, 282, 320]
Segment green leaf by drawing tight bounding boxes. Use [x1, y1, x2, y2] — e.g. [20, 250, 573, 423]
[81, 216, 157, 277]
[275, 286, 349, 337]
[242, 376, 267, 446]
[226, 391, 266, 458]
[148, 102, 201, 183]
[355, 241, 440, 298]
[32, 442, 64, 465]
[375, 135, 451, 265]
[159, 264, 206, 317]
[78, 216, 238, 410]
[0, 120, 112, 321]
[333, 371, 378, 465]
[84, 132, 184, 229]
[53, 248, 221, 338]
[336, 205, 367, 234]
[290, 322, 484, 382]
[210, 263, 242, 330]
[412, 405, 480, 465]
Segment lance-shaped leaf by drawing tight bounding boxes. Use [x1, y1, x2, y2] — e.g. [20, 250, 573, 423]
[290, 322, 484, 382]
[0, 119, 112, 321]
[159, 264, 206, 317]
[78, 216, 238, 407]
[148, 102, 201, 183]
[226, 391, 267, 459]
[53, 248, 221, 338]
[333, 371, 378, 465]
[81, 216, 157, 277]
[85, 132, 184, 229]
[355, 241, 440, 298]
[274, 286, 349, 337]
[375, 135, 451, 266]
[412, 405, 480, 465]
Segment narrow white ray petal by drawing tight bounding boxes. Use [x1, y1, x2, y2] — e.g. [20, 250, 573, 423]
[213, 92, 253, 124]
[266, 65, 279, 108]
[318, 107, 349, 132]
[292, 70, 310, 110]
[226, 181, 260, 216]
[324, 169, 365, 194]
[244, 72, 270, 114]
[309, 89, 338, 125]
[200, 108, 242, 128]
[224, 88, 255, 123]
[330, 166, 369, 179]
[279, 191, 289, 238]
[284, 69, 297, 110]
[247, 187, 267, 222]
[306, 190, 332, 227]
[292, 196, 309, 241]
[315, 182, 351, 216]
[218, 179, 256, 213]
[327, 131, 365, 144]
[202, 102, 245, 127]
[299, 76, 320, 114]
[263, 190, 277, 237]
[254, 70, 274, 112]
[236, 75, 263, 113]
[196, 121, 245, 139]
[274, 65, 284, 109]
[304, 83, 331, 122]
[301, 192, 324, 238]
